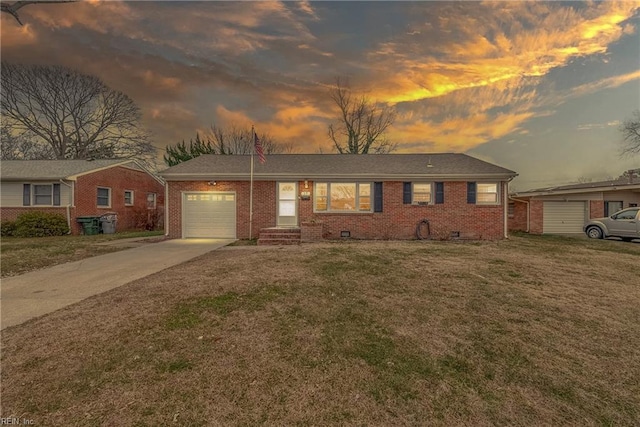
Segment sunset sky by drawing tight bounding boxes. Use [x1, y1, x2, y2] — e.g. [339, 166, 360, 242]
[1, 1, 639, 190]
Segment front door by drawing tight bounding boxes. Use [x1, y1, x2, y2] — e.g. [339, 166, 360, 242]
[277, 182, 298, 227]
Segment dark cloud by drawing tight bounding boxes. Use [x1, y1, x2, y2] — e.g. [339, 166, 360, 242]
[1, 1, 639, 187]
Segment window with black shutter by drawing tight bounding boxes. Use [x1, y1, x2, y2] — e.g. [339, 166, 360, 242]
[435, 182, 444, 204]
[23, 184, 31, 206]
[374, 182, 383, 212]
[53, 184, 61, 206]
[467, 182, 477, 204]
[403, 182, 412, 204]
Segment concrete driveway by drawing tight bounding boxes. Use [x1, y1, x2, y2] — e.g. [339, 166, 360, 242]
[1, 238, 234, 330]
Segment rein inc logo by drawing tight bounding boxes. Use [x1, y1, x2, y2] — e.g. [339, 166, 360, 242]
[0, 418, 34, 425]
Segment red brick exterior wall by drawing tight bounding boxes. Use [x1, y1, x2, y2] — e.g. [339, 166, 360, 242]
[509, 198, 607, 235]
[528, 200, 544, 234]
[1, 166, 165, 235]
[589, 200, 604, 219]
[166, 181, 275, 239]
[300, 222, 323, 242]
[508, 200, 529, 231]
[167, 180, 507, 240]
[73, 166, 165, 234]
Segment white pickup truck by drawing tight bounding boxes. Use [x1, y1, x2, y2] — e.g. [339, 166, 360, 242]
[584, 207, 640, 241]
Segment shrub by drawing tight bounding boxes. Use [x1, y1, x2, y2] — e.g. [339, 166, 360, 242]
[132, 206, 164, 231]
[1, 220, 17, 237]
[13, 212, 69, 237]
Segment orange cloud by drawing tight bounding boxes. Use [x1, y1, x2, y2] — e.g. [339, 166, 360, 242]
[140, 70, 182, 92]
[373, 2, 638, 105]
[391, 111, 534, 152]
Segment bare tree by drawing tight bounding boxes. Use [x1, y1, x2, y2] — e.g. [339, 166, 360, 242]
[1, 62, 155, 165]
[0, 122, 53, 159]
[620, 110, 640, 156]
[163, 124, 296, 166]
[327, 77, 397, 154]
[1, 0, 75, 26]
[208, 124, 287, 155]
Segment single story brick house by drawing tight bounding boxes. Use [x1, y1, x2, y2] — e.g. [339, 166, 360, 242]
[159, 154, 517, 243]
[509, 175, 640, 234]
[1, 159, 165, 234]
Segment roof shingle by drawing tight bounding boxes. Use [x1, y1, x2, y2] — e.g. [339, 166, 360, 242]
[0, 159, 135, 180]
[160, 154, 517, 180]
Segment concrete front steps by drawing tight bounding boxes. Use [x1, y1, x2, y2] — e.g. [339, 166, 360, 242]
[257, 227, 301, 245]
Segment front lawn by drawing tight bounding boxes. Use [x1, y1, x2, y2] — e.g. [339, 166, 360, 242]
[0, 231, 164, 277]
[1, 235, 639, 425]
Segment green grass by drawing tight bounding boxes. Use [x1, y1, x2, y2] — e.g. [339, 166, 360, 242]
[0, 231, 164, 277]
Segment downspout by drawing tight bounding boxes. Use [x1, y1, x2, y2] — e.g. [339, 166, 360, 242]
[164, 181, 169, 237]
[509, 197, 530, 233]
[59, 179, 73, 234]
[503, 177, 518, 238]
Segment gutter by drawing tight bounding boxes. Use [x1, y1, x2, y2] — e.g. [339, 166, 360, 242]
[160, 173, 519, 182]
[509, 196, 530, 233]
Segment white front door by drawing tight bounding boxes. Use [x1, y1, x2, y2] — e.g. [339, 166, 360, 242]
[277, 182, 298, 227]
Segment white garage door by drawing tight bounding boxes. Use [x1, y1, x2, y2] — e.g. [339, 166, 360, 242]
[543, 201, 586, 234]
[183, 192, 236, 238]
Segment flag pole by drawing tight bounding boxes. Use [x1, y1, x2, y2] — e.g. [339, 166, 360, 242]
[249, 126, 255, 240]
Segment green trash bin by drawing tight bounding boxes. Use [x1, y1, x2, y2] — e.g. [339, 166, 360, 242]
[76, 216, 101, 235]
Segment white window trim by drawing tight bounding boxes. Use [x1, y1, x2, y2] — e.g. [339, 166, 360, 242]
[412, 182, 433, 205]
[124, 190, 134, 206]
[314, 182, 373, 213]
[476, 182, 500, 205]
[32, 184, 53, 206]
[97, 187, 111, 208]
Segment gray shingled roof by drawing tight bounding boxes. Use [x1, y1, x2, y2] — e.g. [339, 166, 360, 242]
[160, 154, 517, 181]
[513, 175, 640, 196]
[0, 159, 134, 180]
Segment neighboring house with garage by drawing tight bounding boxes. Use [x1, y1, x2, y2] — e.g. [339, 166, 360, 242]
[1, 159, 165, 234]
[509, 174, 640, 234]
[159, 154, 517, 244]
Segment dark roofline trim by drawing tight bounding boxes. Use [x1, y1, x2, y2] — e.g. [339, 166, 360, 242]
[163, 172, 517, 182]
[511, 183, 640, 197]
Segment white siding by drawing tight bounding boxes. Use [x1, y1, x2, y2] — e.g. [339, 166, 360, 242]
[182, 192, 236, 238]
[543, 201, 586, 234]
[0, 181, 72, 207]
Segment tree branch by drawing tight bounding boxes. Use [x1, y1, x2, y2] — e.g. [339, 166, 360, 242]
[1, 1, 76, 26]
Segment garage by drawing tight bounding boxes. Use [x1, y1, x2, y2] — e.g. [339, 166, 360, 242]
[543, 201, 586, 234]
[182, 192, 236, 238]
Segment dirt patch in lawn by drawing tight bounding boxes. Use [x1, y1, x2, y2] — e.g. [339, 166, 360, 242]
[1, 236, 639, 425]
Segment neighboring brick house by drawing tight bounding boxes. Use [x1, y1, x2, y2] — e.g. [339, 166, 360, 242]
[1, 159, 165, 234]
[159, 154, 517, 243]
[509, 174, 640, 234]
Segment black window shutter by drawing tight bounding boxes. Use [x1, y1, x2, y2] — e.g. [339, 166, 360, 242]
[435, 182, 444, 204]
[53, 184, 61, 206]
[374, 182, 383, 212]
[23, 184, 31, 206]
[403, 182, 412, 204]
[467, 182, 477, 204]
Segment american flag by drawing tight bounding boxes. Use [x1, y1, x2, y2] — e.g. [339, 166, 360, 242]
[254, 132, 266, 164]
